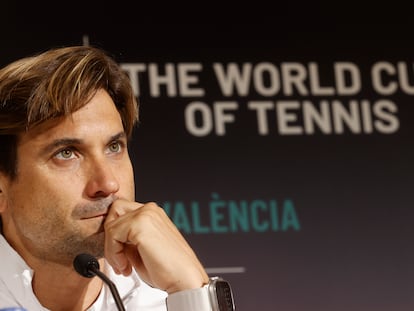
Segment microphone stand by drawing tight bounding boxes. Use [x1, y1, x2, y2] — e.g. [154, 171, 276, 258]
[73, 253, 126, 311]
[88, 264, 126, 311]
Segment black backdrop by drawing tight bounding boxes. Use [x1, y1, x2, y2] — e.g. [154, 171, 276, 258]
[2, 16, 414, 311]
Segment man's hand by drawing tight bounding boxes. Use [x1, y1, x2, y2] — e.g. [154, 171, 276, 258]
[104, 199, 209, 294]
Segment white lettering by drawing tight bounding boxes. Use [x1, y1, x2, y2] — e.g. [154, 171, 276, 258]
[373, 100, 399, 133]
[281, 63, 308, 96]
[277, 101, 303, 135]
[148, 63, 177, 97]
[185, 102, 213, 136]
[120, 63, 147, 96]
[253, 62, 281, 96]
[371, 62, 398, 95]
[309, 62, 335, 96]
[335, 62, 361, 95]
[248, 101, 274, 135]
[213, 63, 252, 96]
[177, 63, 205, 97]
[213, 102, 238, 135]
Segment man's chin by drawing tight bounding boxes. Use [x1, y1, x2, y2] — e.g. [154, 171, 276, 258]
[78, 232, 105, 258]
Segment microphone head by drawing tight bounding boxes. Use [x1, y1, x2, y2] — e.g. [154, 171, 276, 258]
[73, 253, 100, 278]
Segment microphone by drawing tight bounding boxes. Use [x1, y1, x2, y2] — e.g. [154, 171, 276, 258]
[73, 253, 126, 311]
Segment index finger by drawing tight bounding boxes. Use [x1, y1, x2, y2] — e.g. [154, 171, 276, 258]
[105, 199, 143, 224]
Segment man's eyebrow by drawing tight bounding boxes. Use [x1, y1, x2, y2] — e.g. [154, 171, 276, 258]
[110, 132, 127, 142]
[41, 138, 83, 154]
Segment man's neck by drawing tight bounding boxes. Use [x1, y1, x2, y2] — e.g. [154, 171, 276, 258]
[31, 259, 104, 311]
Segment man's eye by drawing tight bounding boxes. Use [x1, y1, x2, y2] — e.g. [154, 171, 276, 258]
[56, 149, 74, 159]
[109, 142, 121, 153]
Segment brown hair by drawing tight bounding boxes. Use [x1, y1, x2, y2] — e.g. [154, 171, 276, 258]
[0, 45, 138, 179]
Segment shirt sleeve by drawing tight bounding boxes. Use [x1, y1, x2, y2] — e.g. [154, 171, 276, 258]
[166, 285, 212, 311]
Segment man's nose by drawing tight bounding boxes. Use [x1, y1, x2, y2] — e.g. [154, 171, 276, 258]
[84, 158, 120, 198]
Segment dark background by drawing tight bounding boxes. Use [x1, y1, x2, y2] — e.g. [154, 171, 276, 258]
[2, 5, 414, 310]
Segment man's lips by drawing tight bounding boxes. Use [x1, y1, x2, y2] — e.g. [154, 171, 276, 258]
[80, 213, 108, 220]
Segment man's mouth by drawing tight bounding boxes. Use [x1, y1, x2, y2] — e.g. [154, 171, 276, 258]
[81, 213, 108, 220]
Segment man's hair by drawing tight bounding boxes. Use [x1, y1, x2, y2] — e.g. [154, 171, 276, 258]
[0, 45, 139, 179]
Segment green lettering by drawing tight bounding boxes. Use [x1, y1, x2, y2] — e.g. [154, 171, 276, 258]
[228, 200, 249, 232]
[191, 202, 210, 233]
[251, 200, 268, 232]
[269, 200, 279, 231]
[210, 198, 228, 233]
[281, 199, 300, 231]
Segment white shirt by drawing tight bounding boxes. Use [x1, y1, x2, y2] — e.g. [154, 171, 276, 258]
[0, 235, 168, 310]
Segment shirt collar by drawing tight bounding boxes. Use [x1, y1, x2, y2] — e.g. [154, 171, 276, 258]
[0, 234, 143, 309]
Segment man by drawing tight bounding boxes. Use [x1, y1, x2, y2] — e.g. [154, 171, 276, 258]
[0, 46, 231, 310]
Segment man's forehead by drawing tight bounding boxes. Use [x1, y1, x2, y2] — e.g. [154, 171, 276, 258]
[17, 114, 70, 141]
[18, 92, 124, 148]
[18, 116, 64, 141]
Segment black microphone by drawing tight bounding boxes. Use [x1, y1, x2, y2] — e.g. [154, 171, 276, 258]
[73, 253, 126, 311]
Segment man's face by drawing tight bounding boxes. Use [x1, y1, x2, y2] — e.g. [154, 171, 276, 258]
[0, 89, 135, 266]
